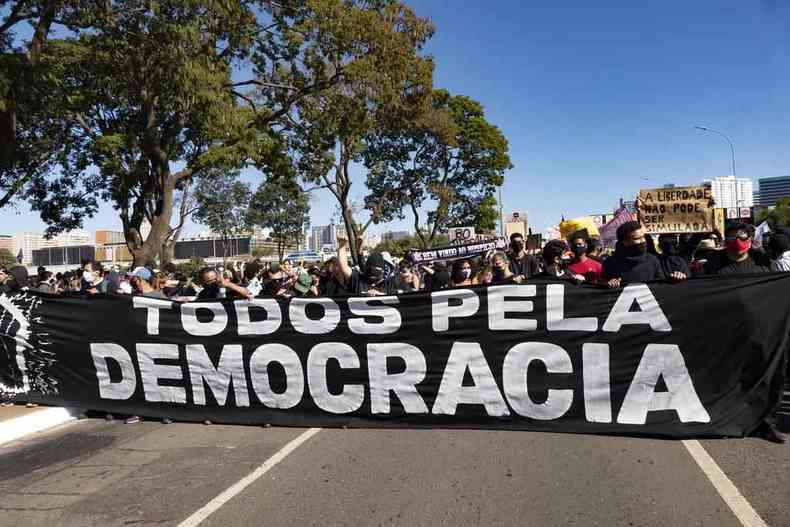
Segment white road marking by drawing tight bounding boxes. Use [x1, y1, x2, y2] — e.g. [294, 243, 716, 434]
[177, 427, 322, 527]
[682, 439, 768, 527]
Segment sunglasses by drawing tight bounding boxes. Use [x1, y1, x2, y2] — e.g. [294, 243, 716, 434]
[724, 235, 750, 242]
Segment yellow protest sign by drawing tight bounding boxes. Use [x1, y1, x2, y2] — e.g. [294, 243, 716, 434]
[639, 185, 714, 234]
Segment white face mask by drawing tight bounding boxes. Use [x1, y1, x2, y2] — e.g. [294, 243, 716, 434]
[462, 268, 472, 279]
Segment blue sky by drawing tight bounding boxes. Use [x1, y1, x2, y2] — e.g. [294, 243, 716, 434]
[2, 0, 789, 239]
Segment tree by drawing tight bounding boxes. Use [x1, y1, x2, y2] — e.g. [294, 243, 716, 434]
[247, 180, 309, 261]
[372, 232, 449, 257]
[18, 1, 406, 266]
[193, 172, 251, 263]
[284, 0, 436, 264]
[756, 198, 790, 228]
[0, 0, 80, 209]
[0, 248, 16, 267]
[362, 89, 512, 248]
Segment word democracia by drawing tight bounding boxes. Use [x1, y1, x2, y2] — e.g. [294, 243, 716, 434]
[89, 285, 710, 425]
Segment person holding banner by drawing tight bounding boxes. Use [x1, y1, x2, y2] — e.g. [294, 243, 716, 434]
[537, 240, 584, 282]
[450, 259, 475, 287]
[602, 221, 668, 287]
[567, 236, 602, 283]
[698, 223, 771, 276]
[656, 234, 690, 279]
[507, 233, 540, 283]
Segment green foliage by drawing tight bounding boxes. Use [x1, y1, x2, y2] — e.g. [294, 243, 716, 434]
[176, 257, 206, 279]
[247, 179, 310, 261]
[252, 246, 275, 258]
[283, 0, 436, 263]
[193, 171, 251, 259]
[0, 248, 16, 267]
[755, 198, 790, 228]
[373, 232, 449, 257]
[362, 89, 512, 248]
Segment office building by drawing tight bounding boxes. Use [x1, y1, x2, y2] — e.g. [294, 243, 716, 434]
[309, 224, 343, 252]
[12, 230, 91, 265]
[96, 230, 125, 245]
[755, 175, 790, 208]
[706, 176, 753, 209]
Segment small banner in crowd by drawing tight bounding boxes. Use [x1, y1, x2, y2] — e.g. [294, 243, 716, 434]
[1, 275, 789, 438]
[407, 238, 507, 264]
[599, 207, 634, 249]
[639, 185, 715, 234]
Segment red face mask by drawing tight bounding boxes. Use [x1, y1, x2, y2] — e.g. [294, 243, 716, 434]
[726, 239, 751, 254]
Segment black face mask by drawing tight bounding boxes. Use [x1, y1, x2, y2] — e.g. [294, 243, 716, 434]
[203, 282, 220, 295]
[511, 242, 524, 253]
[365, 266, 385, 285]
[659, 241, 677, 256]
[571, 245, 586, 258]
[623, 242, 647, 258]
[492, 268, 506, 280]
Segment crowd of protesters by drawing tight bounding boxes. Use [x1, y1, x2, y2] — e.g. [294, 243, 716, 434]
[2, 221, 790, 301]
[1, 219, 789, 439]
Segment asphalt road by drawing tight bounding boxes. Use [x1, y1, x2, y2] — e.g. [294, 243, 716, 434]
[0, 419, 787, 527]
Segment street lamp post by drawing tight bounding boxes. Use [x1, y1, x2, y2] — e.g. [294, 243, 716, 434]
[694, 126, 736, 177]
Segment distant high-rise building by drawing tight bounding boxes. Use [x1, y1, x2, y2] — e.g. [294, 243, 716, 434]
[705, 176, 753, 209]
[755, 175, 790, 208]
[309, 224, 343, 252]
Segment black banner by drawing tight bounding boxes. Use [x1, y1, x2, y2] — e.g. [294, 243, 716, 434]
[407, 238, 507, 263]
[2, 275, 789, 438]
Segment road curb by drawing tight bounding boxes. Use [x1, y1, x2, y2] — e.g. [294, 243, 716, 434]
[0, 407, 82, 446]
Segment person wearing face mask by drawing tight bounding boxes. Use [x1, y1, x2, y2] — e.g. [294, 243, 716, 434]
[491, 252, 517, 284]
[602, 221, 667, 288]
[450, 259, 474, 287]
[537, 240, 584, 282]
[699, 223, 771, 276]
[567, 236, 602, 283]
[656, 234, 690, 279]
[335, 239, 397, 296]
[396, 261, 421, 293]
[507, 233, 539, 284]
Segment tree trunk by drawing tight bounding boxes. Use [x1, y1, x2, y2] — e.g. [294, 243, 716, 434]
[340, 204, 363, 266]
[128, 174, 176, 268]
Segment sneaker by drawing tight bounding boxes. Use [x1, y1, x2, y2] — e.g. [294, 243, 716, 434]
[162, 417, 173, 425]
[203, 420, 212, 425]
[25, 402, 38, 408]
[764, 426, 787, 445]
[105, 413, 115, 421]
[124, 415, 140, 425]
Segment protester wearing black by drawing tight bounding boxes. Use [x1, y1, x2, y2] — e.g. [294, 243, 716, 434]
[319, 257, 354, 297]
[0, 266, 28, 294]
[336, 241, 398, 296]
[699, 223, 771, 276]
[507, 233, 540, 281]
[657, 234, 690, 278]
[536, 240, 583, 283]
[602, 221, 667, 287]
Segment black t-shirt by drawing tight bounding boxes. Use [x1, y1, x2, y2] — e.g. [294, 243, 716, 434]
[602, 251, 666, 282]
[701, 252, 771, 275]
[508, 252, 541, 278]
[349, 269, 398, 296]
[658, 254, 690, 277]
